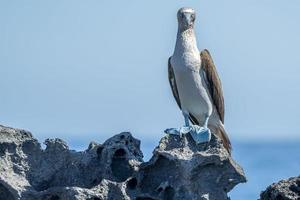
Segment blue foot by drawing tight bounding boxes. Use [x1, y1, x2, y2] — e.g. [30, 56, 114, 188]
[164, 125, 211, 144]
[164, 128, 180, 135]
[189, 126, 211, 144]
[164, 126, 191, 137]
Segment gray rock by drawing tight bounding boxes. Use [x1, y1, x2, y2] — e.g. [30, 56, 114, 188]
[260, 176, 300, 200]
[0, 125, 246, 200]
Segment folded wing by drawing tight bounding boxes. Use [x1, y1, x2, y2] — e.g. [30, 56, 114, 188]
[200, 49, 225, 123]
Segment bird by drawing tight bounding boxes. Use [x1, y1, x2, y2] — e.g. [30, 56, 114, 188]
[165, 7, 231, 154]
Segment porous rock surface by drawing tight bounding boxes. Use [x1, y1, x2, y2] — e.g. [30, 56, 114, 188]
[0, 125, 246, 200]
[260, 176, 300, 200]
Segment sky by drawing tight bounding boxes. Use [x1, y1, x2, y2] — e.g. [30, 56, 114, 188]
[1, 0, 300, 146]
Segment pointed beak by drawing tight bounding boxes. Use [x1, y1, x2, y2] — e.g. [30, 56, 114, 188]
[185, 13, 194, 27]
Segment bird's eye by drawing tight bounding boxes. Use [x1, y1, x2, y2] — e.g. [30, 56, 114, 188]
[181, 13, 185, 18]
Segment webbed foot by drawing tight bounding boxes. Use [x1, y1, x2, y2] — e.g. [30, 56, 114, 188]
[164, 126, 191, 137]
[189, 125, 211, 144]
[164, 125, 211, 143]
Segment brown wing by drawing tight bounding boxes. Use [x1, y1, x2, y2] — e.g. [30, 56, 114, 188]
[168, 57, 181, 109]
[201, 50, 231, 154]
[200, 49, 225, 123]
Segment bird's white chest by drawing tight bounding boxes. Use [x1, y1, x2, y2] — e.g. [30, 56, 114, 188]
[171, 53, 212, 118]
[175, 50, 200, 71]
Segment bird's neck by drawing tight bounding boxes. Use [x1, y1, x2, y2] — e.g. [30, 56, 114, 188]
[174, 28, 199, 55]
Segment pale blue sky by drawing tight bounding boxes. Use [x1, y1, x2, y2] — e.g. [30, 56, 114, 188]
[1, 0, 300, 145]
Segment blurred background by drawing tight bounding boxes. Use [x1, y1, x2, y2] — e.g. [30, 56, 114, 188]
[1, 0, 300, 199]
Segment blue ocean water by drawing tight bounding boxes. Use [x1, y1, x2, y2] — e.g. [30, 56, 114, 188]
[140, 140, 300, 200]
[228, 141, 300, 199]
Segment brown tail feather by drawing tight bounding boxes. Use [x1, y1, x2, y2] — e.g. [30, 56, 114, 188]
[210, 124, 232, 155]
[217, 124, 232, 154]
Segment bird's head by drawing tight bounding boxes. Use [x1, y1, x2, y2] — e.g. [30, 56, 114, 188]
[177, 7, 196, 31]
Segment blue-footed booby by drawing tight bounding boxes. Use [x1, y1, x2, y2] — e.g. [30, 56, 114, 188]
[165, 7, 231, 154]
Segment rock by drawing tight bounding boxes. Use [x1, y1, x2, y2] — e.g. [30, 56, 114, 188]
[260, 176, 300, 200]
[0, 125, 246, 200]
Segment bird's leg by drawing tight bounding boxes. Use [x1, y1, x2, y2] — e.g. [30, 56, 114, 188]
[184, 112, 190, 127]
[178, 111, 193, 136]
[204, 115, 209, 129]
[189, 115, 211, 144]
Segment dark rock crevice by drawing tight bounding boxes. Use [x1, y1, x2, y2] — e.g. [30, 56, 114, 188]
[111, 148, 134, 182]
[0, 183, 15, 200]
